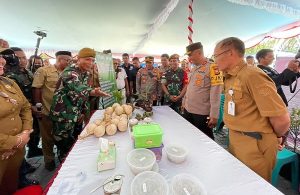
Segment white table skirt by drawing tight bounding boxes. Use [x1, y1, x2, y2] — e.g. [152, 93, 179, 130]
[47, 106, 283, 195]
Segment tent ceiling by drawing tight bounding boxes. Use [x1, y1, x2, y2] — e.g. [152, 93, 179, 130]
[1, 0, 298, 56]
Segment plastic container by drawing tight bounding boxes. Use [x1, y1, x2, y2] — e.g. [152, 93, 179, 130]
[131, 171, 169, 195]
[127, 148, 156, 175]
[170, 174, 207, 195]
[147, 144, 164, 161]
[165, 144, 188, 164]
[151, 162, 159, 173]
[133, 123, 163, 148]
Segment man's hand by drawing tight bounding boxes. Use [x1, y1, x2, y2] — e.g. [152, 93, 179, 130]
[170, 95, 177, 102]
[287, 60, 299, 73]
[173, 96, 182, 102]
[90, 88, 111, 97]
[31, 106, 43, 118]
[277, 137, 285, 151]
[207, 117, 217, 128]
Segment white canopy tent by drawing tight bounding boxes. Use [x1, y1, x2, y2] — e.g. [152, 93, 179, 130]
[1, 0, 299, 56]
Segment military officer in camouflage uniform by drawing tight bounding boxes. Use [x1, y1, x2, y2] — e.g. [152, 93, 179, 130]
[183, 42, 223, 140]
[49, 48, 110, 161]
[136, 56, 161, 106]
[161, 54, 188, 114]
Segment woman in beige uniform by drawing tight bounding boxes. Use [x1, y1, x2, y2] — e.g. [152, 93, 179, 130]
[0, 48, 33, 194]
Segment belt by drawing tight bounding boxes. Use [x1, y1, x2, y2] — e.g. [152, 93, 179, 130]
[239, 131, 262, 140]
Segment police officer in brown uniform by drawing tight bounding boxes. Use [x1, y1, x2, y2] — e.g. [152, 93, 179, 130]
[213, 37, 290, 181]
[183, 42, 223, 140]
[136, 56, 161, 106]
[32, 51, 72, 171]
[0, 48, 33, 194]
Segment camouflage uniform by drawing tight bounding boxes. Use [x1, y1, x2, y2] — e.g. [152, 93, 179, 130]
[136, 66, 161, 105]
[161, 67, 187, 113]
[49, 64, 92, 161]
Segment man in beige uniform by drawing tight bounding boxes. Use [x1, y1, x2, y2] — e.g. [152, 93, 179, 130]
[213, 37, 290, 181]
[183, 42, 223, 140]
[32, 51, 72, 171]
[136, 56, 161, 106]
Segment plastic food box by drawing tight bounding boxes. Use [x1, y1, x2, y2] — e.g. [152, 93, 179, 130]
[170, 173, 207, 195]
[127, 148, 156, 175]
[131, 171, 169, 195]
[165, 144, 188, 164]
[147, 144, 164, 161]
[133, 123, 163, 148]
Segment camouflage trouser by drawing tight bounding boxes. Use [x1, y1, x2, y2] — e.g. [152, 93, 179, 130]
[52, 121, 82, 162]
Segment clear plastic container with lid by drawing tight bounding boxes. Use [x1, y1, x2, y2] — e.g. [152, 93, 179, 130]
[131, 171, 169, 195]
[170, 173, 207, 195]
[165, 144, 188, 164]
[127, 148, 156, 175]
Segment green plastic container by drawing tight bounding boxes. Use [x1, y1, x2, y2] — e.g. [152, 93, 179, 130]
[133, 123, 163, 148]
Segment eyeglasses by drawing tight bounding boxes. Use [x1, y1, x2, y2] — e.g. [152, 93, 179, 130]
[212, 49, 230, 60]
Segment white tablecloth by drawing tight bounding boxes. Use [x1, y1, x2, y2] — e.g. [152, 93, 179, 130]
[47, 106, 283, 195]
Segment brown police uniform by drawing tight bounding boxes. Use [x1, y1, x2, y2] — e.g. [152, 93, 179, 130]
[32, 65, 60, 164]
[0, 76, 32, 194]
[183, 61, 223, 139]
[224, 61, 288, 181]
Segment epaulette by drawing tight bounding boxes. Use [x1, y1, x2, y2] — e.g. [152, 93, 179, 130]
[0, 76, 14, 86]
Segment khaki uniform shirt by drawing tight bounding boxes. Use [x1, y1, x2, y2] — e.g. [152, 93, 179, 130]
[136, 67, 161, 101]
[0, 77, 32, 150]
[224, 61, 288, 133]
[32, 65, 60, 115]
[184, 61, 223, 118]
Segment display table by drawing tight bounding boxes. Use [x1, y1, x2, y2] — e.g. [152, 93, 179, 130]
[47, 106, 283, 195]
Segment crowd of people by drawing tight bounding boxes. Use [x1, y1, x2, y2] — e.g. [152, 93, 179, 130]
[0, 36, 299, 194]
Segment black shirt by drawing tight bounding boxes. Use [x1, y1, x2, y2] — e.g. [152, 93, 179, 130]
[258, 65, 300, 106]
[121, 63, 134, 81]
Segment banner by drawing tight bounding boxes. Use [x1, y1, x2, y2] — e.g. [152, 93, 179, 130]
[95, 52, 117, 109]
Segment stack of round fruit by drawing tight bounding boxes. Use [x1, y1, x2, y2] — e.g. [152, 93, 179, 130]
[79, 103, 133, 139]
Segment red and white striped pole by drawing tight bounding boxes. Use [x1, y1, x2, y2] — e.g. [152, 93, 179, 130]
[188, 0, 194, 44]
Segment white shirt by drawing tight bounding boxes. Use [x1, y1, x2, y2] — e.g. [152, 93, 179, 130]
[116, 68, 127, 89]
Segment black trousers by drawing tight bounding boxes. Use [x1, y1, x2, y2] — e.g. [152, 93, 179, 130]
[183, 109, 214, 140]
